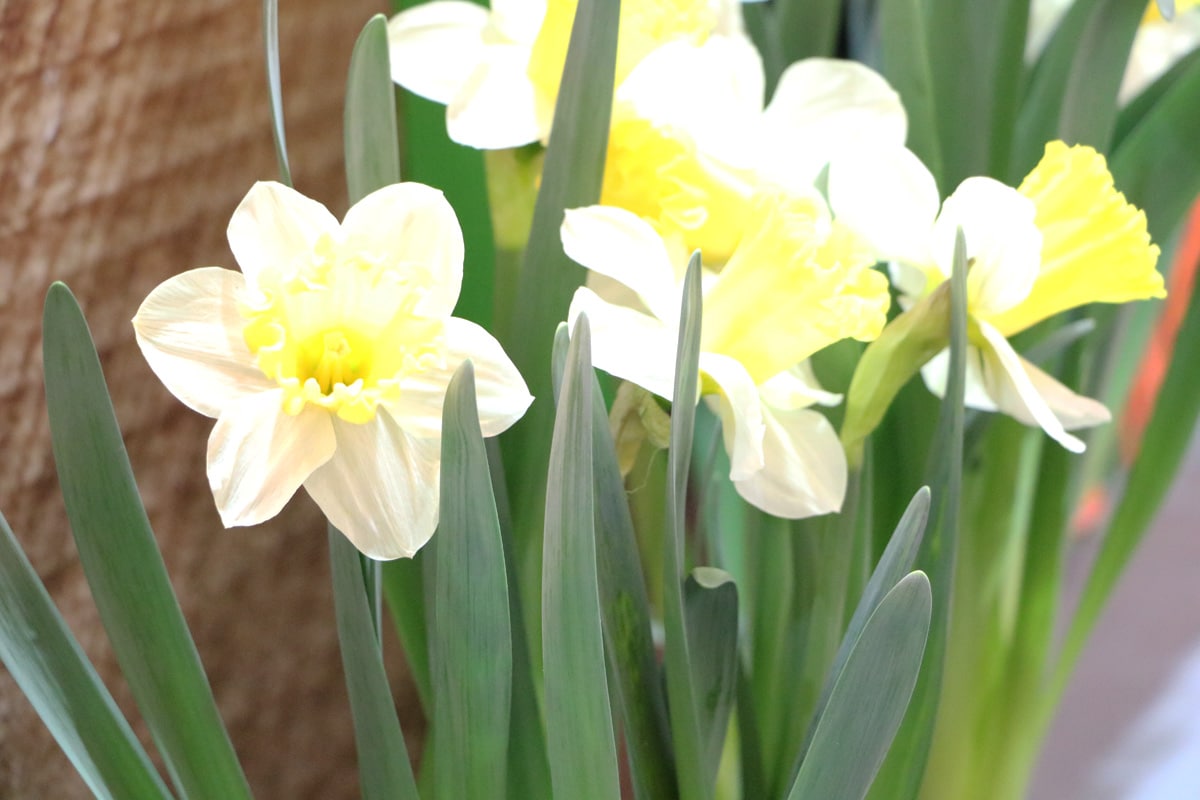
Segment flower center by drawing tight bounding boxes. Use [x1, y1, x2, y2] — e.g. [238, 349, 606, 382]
[239, 235, 447, 424]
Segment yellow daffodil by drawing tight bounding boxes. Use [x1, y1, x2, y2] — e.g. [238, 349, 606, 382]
[1027, 0, 1200, 102]
[386, 0, 744, 149]
[561, 192, 889, 518]
[133, 181, 532, 559]
[599, 36, 907, 264]
[830, 141, 1164, 452]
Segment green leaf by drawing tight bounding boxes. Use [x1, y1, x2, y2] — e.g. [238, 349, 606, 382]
[1112, 47, 1200, 150]
[662, 255, 711, 800]
[344, 14, 401, 204]
[684, 567, 739, 790]
[1013, 0, 1143, 175]
[542, 315, 620, 800]
[1055, 235, 1200, 701]
[501, 0, 621, 589]
[1110, 50, 1200, 246]
[42, 283, 251, 800]
[381, 555, 431, 712]
[0, 511, 172, 800]
[868, 228, 968, 799]
[777, 0, 844, 62]
[262, 0, 291, 186]
[329, 527, 419, 800]
[431, 362, 513, 800]
[788, 572, 932, 800]
[877, 0, 945, 186]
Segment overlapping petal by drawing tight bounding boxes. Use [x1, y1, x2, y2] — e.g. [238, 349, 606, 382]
[227, 182, 339, 285]
[386, 1, 490, 104]
[133, 267, 274, 418]
[701, 353, 766, 480]
[567, 288, 678, 400]
[731, 404, 847, 518]
[304, 413, 441, 560]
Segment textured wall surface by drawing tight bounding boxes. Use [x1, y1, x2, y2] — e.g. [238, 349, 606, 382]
[0, 1, 422, 796]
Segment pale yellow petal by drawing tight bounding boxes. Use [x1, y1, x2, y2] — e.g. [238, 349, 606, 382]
[227, 181, 339, 285]
[701, 352, 765, 480]
[731, 404, 846, 519]
[568, 288, 678, 401]
[448, 46, 546, 148]
[387, 1, 490, 103]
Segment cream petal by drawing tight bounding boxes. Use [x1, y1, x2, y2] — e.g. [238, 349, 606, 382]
[227, 181, 340, 285]
[561, 206, 681, 321]
[932, 178, 1042, 317]
[975, 322, 1109, 452]
[133, 267, 275, 418]
[712, 0, 746, 36]
[447, 45, 545, 149]
[387, 318, 533, 439]
[387, 1, 490, 104]
[761, 58, 907, 187]
[827, 145, 940, 267]
[701, 352, 765, 481]
[920, 346, 1002, 413]
[757, 363, 843, 411]
[341, 182, 464, 318]
[490, 0, 546, 42]
[618, 37, 764, 162]
[304, 412, 441, 560]
[568, 288, 678, 401]
[732, 404, 846, 519]
[207, 391, 335, 527]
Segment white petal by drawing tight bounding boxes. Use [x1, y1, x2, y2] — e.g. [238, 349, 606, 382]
[387, 318, 533, 439]
[701, 352, 765, 480]
[207, 391, 335, 527]
[618, 37, 764, 162]
[827, 145, 940, 267]
[387, 2, 490, 104]
[133, 267, 275, 418]
[932, 177, 1042, 317]
[490, 0, 546, 42]
[975, 322, 1109, 452]
[341, 182, 464, 318]
[227, 182, 339, 285]
[761, 58, 907, 187]
[568, 288, 678, 401]
[447, 45, 545, 149]
[732, 404, 847, 519]
[561, 206, 681, 321]
[757, 363, 842, 411]
[304, 412, 441, 560]
[712, 0, 746, 36]
[920, 346, 1001, 413]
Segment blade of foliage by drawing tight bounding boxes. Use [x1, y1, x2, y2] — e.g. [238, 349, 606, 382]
[662, 255, 710, 800]
[381, 556, 431, 711]
[262, 0, 291, 186]
[877, 0, 944, 186]
[868, 228, 967, 799]
[0, 511, 172, 800]
[502, 0, 621, 578]
[788, 572, 932, 800]
[329, 527, 419, 800]
[1013, 0, 1143, 175]
[431, 362, 512, 800]
[542, 315, 620, 800]
[344, 14, 401, 203]
[1055, 239, 1200, 699]
[1110, 50, 1200, 246]
[42, 283, 251, 800]
[1113, 47, 1200, 150]
[683, 568, 739, 790]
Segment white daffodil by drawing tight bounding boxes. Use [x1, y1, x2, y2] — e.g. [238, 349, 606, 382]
[598, 35, 907, 264]
[829, 141, 1164, 452]
[133, 181, 532, 559]
[387, 0, 743, 149]
[561, 192, 890, 518]
[1027, 0, 1200, 103]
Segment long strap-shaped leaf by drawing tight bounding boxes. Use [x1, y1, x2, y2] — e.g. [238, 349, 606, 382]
[42, 283, 251, 800]
[262, 0, 291, 187]
[662, 255, 712, 800]
[329, 526, 419, 800]
[431, 362, 513, 800]
[542, 315, 621, 800]
[787, 572, 933, 800]
[344, 14, 401, 205]
[0, 511, 172, 800]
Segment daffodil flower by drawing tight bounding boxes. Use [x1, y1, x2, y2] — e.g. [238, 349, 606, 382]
[561, 191, 889, 518]
[386, 0, 743, 149]
[133, 181, 532, 559]
[599, 35, 908, 264]
[830, 141, 1164, 452]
